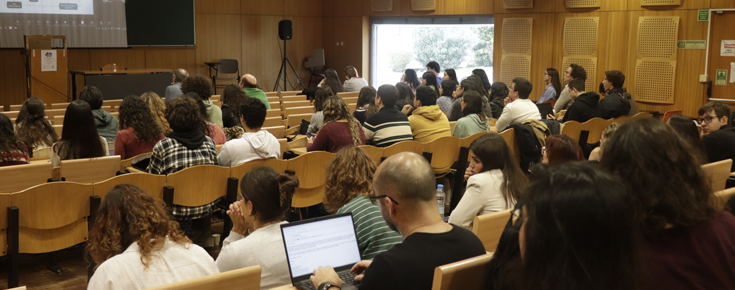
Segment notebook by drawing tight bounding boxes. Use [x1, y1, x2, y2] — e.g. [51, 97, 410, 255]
[281, 213, 361, 290]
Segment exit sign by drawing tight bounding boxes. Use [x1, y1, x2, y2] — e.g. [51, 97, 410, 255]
[699, 9, 709, 21]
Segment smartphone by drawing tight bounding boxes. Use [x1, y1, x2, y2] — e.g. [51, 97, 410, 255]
[306, 132, 314, 139]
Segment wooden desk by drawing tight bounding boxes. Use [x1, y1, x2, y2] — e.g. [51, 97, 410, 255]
[69, 69, 172, 100]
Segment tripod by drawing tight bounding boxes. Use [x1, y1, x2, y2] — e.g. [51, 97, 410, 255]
[274, 38, 304, 92]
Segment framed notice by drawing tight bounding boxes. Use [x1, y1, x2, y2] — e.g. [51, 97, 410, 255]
[41, 50, 57, 72]
[722, 40, 735, 57]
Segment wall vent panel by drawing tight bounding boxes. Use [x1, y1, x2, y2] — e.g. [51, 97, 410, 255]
[371, 0, 393, 11]
[641, 0, 681, 6]
[633, 16, 679, 105]
[634, 60, 676, 104]
[411, 0, 435, 11]
[502, 18, 533, 55]
[500, 55, 531, 85]
[566, 0, 601, 8]
[637, 17, 679, 59]
[563, 17, 599, 57]
[504, 0, 533, 9]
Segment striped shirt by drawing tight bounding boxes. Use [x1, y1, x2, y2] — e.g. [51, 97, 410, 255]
[363, 106, 413, 147]
[337, 195, 403, 260]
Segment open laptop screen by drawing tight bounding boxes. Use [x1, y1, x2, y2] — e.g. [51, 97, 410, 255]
[281, 213, 362, 279]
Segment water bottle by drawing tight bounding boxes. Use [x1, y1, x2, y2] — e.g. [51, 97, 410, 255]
[436, 185, 445, 218]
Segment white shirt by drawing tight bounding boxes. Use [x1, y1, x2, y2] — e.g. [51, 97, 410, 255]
[449, 170, 515, 229]
[343, 77, 369, 92]
[495, 98, 542, 132]
[217, 130, 280, 167]
[88, 238, 219, 290]
[216, 222, 291, 290]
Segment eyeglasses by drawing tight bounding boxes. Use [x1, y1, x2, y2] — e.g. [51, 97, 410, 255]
[369, 195, 400, 205]
[543, 72, 549, 76]
[564, 71, 571, 75]
[698, 115, 720, 124]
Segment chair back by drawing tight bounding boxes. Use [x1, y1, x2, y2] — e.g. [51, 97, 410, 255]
[336, 92, 359, 98]
[584, 118, 612, 144]
[715, 187, 735, 211]
[102, 99, 123, 108]
[264, 117, 283, 127]
[487, 118, 498, 126]
[280, 91, 302, 97]
[358, 145, 384, 166]
[284, 106, 314, 119]
[53, 115, 64, 125]
[472, 209, 512, 252]
[265, 92, 279, 97]
[560, 120, 583, 143]
[0, 163, 53, 193]
[498, 128, 520, 164]
[144, 265, 261, 290]
[120, 152, 152, 171]
[216, 144, 224, 155]
[449, 121, 457, 134]
[93, 173, 166, 200]
[631, 112, 653, 120]
[53, 125, 63, 137]
[45, 109, 66, 119]
[287, 151, 335, 208]
[383, 141, 426, 158]
[30, 147, 53, 161]
[431, 253, 494, 290]
[166, 165, 230, 207]
[288, 113, 314, 128]
[282, 95, 307, 102]
[701, 159, 733, 191]
[60, 156, 122, 184]
[0, 194, 11, 256]
[424, 136, 460, 175]
[662, 110, 682, 123]
[4, 111, 20, 119]
[11, 182, 92, 253]
[216, 59, 239, 74]
[266, 109, 281, 118]
[283, 100, 311, 109]
[304, 48, 325, 68]
[348, 103, 357, 112]
[278, 139, 288, 158]
[50, 103, 69, 110]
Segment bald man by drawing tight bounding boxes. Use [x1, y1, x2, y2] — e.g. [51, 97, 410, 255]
[309, 152, 486, 290]
[239, 74, 271, 110]
[164, 68, 189, 105]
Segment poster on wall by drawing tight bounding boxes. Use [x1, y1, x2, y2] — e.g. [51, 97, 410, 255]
[722, 40, 735, 57]
[41, 50, 57, 72]
[716, 69, 728, 86]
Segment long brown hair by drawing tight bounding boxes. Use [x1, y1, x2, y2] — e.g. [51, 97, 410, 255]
[600, 119, 715, 237]
[323, 146, 376, 213]
[323, 96, 362, 146]
[323, 69, 344, 93]
[15, 97, 57, 150]
[469, 133, 528, 207]
[545, 135, 584, 164]
[56, 100, 105, 160]
[140, 92, 172, 134]
[87, 184, 190, 269]
[357, 86, 378, 119]
[0, 113, 26, 154]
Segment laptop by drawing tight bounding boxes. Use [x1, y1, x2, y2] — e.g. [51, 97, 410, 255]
[281, 213, 361, 290]
[537, 102, 553, 118]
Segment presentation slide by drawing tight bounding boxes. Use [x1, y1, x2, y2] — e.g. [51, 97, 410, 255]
[0, 0, 127, 48]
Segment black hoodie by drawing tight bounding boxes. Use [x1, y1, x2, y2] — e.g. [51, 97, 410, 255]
[167, 129, 207, 150]
[562, 92, 601, 123]
[600, 88, 631, 119]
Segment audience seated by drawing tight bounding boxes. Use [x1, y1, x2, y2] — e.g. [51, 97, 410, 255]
[182, 74, 223, 128]
[401, 69, 421, 93]
[218, 98, 280, 167]
[471, 68, 492, 94]
[452, 91, 490, 138]
[449, 133, 526, 229]
[114, 95, 165, 160]
[560, 78, 601, 123]
[489, 82, 509, 119]
[320, 69, 345, 93]
[394, 82, 416, 113]
[0, 113, 29, 166]
[421, 71, 439, 92]
[79, 85, 118, 142]
[51, 100, 109, 167]
[541, 135, 583, 164]
[141, 92, 173, 135]
[515, 163, 642, 290]
[699, 101, 735, 171]
[215, 166, 297, 290]
[147, 96, 218, 235]
[353, 86, 378, 125]
[426, 61, 444, 88]
[495, 78, 541, 132]
[436, 80, 456, 117]
[449, 78, 475, 121]
[537, 68, 562, 104]
[667, 114, 707, 164]
[363, 85, 414, 147]
[600, 119, 735, 290]
[188, 93, 226, 145]
[599, 70, 631, 119]
[404, 85, 451, 143]
[221, 84, 249, 129]
[343, 66, 369, 92]
[311, 152, 486, 290]
[308, 86, 335, 134]
[323, 146, 403, 259]
[588, 123, 618, 162]
[87, 184, 218, 289]
[308, 96, 366, 153]
[442, 68, 457, 83]
[554, 63, 587, 112]
[239, 74, 271, 110]
[165, 68, 188, 105]
[14, 96, 57, 151]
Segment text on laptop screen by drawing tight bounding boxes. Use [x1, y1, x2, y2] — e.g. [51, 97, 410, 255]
[283, 215, 362, 277]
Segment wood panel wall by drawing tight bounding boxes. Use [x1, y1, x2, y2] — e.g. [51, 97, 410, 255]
[0, 0, 324, 110]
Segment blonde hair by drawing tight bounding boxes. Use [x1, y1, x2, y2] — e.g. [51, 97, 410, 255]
[140, 92, 172, 134]
[323, 96, 361, 146]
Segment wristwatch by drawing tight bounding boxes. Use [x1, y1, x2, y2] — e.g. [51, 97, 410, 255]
[318, 281, 341, 290]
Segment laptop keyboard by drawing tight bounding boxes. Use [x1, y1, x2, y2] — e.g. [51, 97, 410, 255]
[297, 272, 357, 290]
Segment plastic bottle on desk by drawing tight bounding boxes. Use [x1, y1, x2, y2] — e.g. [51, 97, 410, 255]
[436, 184, 445, 218]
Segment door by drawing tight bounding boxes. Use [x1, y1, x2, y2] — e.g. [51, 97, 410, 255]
[708, 11, 735, 100]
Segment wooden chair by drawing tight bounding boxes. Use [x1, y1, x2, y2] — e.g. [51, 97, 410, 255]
[164, 165, 232, 217]
[111, 112, 119, 119]
[498, 128, 520, 164]
[210, 95, 221, 102]
[280, 91, 301, 97]
[59, 156, 122, 184]
[287, 152, 335, 208]
[9, 105, 22, 111]
[50, 103, 69, 110]
[53, 115, 64, 125]
[267, 109, 281, 118]
[282, 100, 311, 111]
[383, 141, 426, 159]
[53, 124, 63, 137]
[278, 138, 288, 159]
[45, 109, 67, 119]
[145, 265, 261, 290]
[336, 91, 359, 98]
[0, 162, 53, 193]
[284, 106, 314, 119]
[472, 209, 512, 252]
[287, 113, 314, 128]
[425, 136, 460, 176]
[432, 253, 493, 290]
[560, 120, 583, 143]
[341, 97, 358, 103]
[230, 159, 277, 195]
[662, 110, 682, 123]
[630, 112, 653, 121]
[583, 118, 612, 144]
[93, 173, 166, 200]
[554, 110, 567, 119]
[610, 114, 630, 124]
[30, 147, 53, 161]
[358, 145, 384, 166]
[7, 182, 97, 288]
[715, 187, 735, 211]
[265, 92, 279, 97]
[348, 103, 357, 112]
[270, 102, 281, 110]
[262, 126, 286, 139]
[4, 111, 20, 119]
[282, 95, 308, 102]
[449, 121, 457, 134]
[701, 159, 733, 191]
[102, 99, 123, 108]
[120, 152, 152, 171]
[264, 117, 283, 127]
[487, 118, 498, 127]
[0, 193, 11, 268]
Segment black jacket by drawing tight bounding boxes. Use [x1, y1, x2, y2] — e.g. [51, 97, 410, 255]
[704, 124, 735, 171]
[599, 88, 631, 119]
[221, 104, 242, 128]
[562, 92, 601, 123]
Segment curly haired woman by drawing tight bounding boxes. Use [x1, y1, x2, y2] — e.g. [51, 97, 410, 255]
[140, 92, 172, 135]
[87, 184, 218, 289]
[15, 97, 57, 151]
[322, 146, 403, 259]
[114, 95, 165, 160]
[307, 96, 365, 153]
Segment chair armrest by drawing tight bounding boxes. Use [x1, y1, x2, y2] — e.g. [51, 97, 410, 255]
[126, 167, 147, 174]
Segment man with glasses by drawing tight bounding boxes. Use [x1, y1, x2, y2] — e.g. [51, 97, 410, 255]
[554, 63, 588, 113]
[699, 101, 735, 171]
[309, 152, 486, 290]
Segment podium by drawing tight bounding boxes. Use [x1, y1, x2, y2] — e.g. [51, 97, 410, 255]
[24, 35, 68, 105]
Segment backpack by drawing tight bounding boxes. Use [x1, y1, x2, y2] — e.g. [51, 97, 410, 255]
[507, 123, 542, 172]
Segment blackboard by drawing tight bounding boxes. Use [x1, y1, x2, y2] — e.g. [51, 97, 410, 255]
[125, 0, 195, 46]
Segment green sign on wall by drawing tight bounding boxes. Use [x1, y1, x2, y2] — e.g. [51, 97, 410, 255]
[716, 69, 728, 86]
[699, 9, 709, 22]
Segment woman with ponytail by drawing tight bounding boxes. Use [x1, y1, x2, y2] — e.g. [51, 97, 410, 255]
[15, 97, 57, 151]
[216, 166, 299, 290]
[307, 96, 366, 153]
